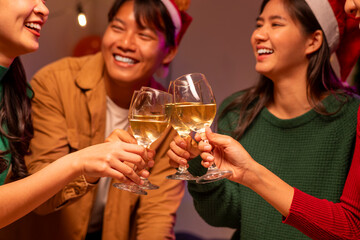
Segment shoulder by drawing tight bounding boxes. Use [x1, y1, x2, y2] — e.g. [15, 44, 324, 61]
[36, 55, 93, 75]
[31, 54, 99, 85]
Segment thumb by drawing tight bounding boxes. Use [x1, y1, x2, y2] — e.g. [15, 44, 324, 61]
[205, 126, 231, 147]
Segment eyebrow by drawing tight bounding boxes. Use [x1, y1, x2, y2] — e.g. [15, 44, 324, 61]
[112, 18, 124, 24]
[256, 15, 287, 21]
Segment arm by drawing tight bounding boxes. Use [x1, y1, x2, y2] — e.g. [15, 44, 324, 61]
[135, 128, 185, 240]
[0, 140, 148, 229]
[200, 127, 360, 239]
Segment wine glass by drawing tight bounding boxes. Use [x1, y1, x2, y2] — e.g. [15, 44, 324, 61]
[173, 73, 232, 184]
[113, 88, 172, 194]
[166, 81, 198, 181]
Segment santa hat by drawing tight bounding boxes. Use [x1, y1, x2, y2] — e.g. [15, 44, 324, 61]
[160, 0, 192, 45]
[156, 0, 192, 78]
[305, 0, 360, 82]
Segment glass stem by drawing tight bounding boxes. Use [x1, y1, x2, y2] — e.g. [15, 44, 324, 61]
[178, 165, 188, 173]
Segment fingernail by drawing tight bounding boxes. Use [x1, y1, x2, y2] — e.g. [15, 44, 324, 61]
[207, 155, 214, 161]
[148, 152, 154, 159]
[139, 180, 144, 185]
[183, 152, 190, 159]
[204, 145, 212, 151]
[180, 142, 186, 148]
[181, 160, 187, 165]
[148, 160, 155, 168]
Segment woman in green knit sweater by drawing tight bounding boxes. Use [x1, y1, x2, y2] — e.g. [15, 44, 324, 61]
[0, 0, 153, 229]
[168, 0, 360, 239]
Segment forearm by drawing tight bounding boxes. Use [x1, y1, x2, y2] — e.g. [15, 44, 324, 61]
[0, 154, 80, 228]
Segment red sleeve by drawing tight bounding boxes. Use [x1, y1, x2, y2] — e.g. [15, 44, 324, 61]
[283, 106, 360, 240]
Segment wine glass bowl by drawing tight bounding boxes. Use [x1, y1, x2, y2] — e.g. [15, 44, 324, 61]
[166, 81, 198, 180]
[172, 73, 232, 184]
[113, 88, 172, 194]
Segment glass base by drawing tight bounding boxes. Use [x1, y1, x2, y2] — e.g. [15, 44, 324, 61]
[113, 182, 148, 195]
[166, 170, 198, 181]
[196, 169, 232, 184]
[139, 178, 159, 190]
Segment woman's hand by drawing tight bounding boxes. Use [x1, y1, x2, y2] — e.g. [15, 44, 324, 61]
[74, 129, 154, 185]
[198, 127, 256, 186]
[167, 135, 201, 168]
[105, 129, 155, 168]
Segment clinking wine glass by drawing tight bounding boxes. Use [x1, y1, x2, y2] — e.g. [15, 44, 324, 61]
[173, 73, 232, 184]
[166, 81, 198, 181]
[113, 88, 172, 195]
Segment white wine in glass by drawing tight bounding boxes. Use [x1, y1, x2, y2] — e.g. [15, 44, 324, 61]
[113, 88, 172, 195]
[173, 73, 232, 184]
[166, 81, 198, 180]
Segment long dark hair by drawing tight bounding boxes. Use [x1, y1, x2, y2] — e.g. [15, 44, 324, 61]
[0, 57, 33, 180]
[219, 0, 355, 140]
[108, 0, 176, 47]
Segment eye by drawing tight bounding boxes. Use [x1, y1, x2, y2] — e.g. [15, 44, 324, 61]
[111, 24, 125, 32]
[138, 30, 156, 40]
[271, 22, 283, 27]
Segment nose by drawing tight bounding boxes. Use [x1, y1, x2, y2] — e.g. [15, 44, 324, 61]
[34, 0, 50, 21]
[117, 32, 136, 52]
[253, 26, 268, 43]
[345, 0, 360, 18]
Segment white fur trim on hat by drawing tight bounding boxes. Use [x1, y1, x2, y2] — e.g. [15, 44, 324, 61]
[160, 0, 182, 37]
[304, 0, 340, 53]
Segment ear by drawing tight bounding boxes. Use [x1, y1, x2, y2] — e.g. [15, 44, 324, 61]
[305, 30, 323, 55]
[162, 46, 178, 66]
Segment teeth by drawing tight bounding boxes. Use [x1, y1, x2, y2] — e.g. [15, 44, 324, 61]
[114, 55, 135, 64]
[25, 22, 41, 31]
[257, 48, 274, 55]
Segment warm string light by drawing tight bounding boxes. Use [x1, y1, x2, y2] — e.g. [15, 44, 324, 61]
[77, 3, 87, 27]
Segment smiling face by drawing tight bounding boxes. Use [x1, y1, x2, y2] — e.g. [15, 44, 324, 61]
[101, 0, 176, 87]
[250, 0, 314, 80]
[0, 0, 49, 66]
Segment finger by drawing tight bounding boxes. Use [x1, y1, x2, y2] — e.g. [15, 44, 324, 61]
[146, 149, 155, 159]
[111, 141, 147, 158]
[105, 129, 137, 144]
[174, 135, 187, 149]
[167, 148, 188, 167]
[170, 140, 190, 159]
[200, 152, 215, 163]
[117, 151, 147, 170]
[205, 128, 233, 147]
[194, 132, 202, 142]
[137, 169, 150, 179]
[198, 140, 213, 152]
[109, 158, 144, 185]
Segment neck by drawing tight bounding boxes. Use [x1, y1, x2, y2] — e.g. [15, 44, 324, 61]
[104, 72, 153, 109]
[267, 69, 312, 119]
[0, 54, 14, 68]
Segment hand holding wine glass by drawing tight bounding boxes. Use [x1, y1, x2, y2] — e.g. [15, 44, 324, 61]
[113, 88, 172, 195]
[173, 73, 232, 184]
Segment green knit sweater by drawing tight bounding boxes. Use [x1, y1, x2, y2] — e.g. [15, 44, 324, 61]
[188, 91, 360, 240]
[0, 65, 10, 185]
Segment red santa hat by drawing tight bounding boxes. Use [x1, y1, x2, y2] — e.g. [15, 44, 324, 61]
[160, 0, 192, 45]
[305, 0, 360, 82]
